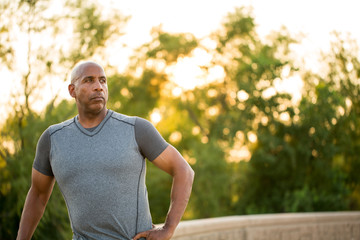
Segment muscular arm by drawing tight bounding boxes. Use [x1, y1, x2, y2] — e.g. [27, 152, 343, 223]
[133, 145, 195, 240]
[17, 168, 55, 240]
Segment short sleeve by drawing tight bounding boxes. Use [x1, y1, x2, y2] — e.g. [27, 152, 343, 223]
[33, 128, 54, 176]
[134, 117, 169, 161]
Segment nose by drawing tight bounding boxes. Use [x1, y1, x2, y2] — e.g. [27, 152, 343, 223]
[93, 79, 103, 91]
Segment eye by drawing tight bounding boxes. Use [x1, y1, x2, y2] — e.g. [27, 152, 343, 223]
[84, 77, 93, 83]
[100, 78, 107, 83]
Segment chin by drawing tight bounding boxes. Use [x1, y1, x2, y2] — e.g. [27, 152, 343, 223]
[88, 104, 106, 114]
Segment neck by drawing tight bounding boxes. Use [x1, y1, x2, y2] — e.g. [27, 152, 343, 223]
[77, 108, 108, 128]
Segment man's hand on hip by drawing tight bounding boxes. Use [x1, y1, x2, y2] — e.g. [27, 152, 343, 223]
[132, 225, 173, 240]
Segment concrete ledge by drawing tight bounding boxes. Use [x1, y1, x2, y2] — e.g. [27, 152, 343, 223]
[172, 212, 360, 240]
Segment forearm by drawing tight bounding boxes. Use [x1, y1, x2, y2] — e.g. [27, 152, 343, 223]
[17, 187, 48, 240]
[163, 167, 194, 233]
[133, 145, 195, 240]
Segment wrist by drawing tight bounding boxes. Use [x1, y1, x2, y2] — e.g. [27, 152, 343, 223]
[163, 221, 177, 234]
[160, 224, 175, 239]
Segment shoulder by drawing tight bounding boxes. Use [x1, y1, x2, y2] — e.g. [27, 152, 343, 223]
[109, 110, 137, 126]
[108, 111, 158, 137]
[133, 117, 154, 130]
[48, 118, 75, 136]
[132, 116, 169, 161]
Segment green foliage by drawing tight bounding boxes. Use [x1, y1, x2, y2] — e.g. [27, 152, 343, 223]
[1, 3, 360, 239]
[107, 70, 167, 118]
[0, 0, 127, 238]
[189, 140, 232, 218]
[0, 100, 77, 239]
[146, 29, 198, 63]
[146, 163, 172, 224]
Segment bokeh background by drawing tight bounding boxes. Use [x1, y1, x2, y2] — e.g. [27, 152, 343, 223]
[1, 0, 360, 239]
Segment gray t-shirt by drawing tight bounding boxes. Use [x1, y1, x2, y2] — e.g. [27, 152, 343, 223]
[33, 110, 168, 240]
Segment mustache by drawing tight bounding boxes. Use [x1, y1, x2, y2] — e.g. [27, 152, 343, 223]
[89, 93, 105, 100]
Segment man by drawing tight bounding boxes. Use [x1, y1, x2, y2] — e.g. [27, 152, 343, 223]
[17, 61, 195, 240]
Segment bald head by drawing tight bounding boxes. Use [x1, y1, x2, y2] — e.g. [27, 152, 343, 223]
[71, 61, 105, 85]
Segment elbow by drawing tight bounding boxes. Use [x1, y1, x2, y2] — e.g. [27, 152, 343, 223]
[176, 164, 194, 184]
[187, 165, 195, 184]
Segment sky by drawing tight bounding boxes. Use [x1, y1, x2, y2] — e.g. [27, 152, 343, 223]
[1, 0, 360, 122]
[114, 0, 360, 54]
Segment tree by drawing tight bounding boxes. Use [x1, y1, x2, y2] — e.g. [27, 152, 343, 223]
[111, 7, 360, 218]
[318, 32, 360, 210]
[107, 27, 200, 222]
[0, 0, 128, 238]
[2, 2, 360, 238]
[186, 7, 300, 215]
[212, 10, 355, 214]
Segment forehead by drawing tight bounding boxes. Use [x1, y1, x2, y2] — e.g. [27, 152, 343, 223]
[79, 64, 106, 78]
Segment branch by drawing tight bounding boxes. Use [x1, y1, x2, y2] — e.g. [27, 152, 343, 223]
[184, 104, 208, 137]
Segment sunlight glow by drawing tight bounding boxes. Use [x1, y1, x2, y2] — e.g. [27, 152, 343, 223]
[247, 131, 257, 143]
[279, 112, 290, 123]
[206, 106, 220, 117]
[2, 140, 15, 155]
[2, 0, 360, 125]
[262, 87, 277, 99]
[166, 56, 203, 90]
[192, 126, 201, 135]
[165, 48, 225, 90]
[229, 146, 251, 162]
[172, 86, 183, 97]
[274, 75, 304, 103]
[169, 131, 182, 143]
[150, 109, 162, 124]
[337, 106, 345, 116]
[237, 90, 249, 102]
[201, 136, 209, 144]
[228, 130, 251, 162]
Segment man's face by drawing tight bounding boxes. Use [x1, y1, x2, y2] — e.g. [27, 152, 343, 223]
[69, 63, 108, 114]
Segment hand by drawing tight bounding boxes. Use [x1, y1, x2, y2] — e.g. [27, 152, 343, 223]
[132, 225, 173, 240]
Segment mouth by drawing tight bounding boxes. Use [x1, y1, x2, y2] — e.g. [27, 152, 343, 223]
[90, 95, 105, 101]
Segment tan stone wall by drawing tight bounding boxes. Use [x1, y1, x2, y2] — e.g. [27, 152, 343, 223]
[171, 212, 360, 240]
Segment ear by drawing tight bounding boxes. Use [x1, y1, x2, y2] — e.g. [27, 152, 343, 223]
[68, 84, 76, 98]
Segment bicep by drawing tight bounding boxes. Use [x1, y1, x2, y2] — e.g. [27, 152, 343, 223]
[151, 145, 191, 176]
[31, 168, 55, 203]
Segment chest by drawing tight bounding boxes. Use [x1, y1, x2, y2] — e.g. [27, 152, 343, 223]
[49, 123, 144, 185]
